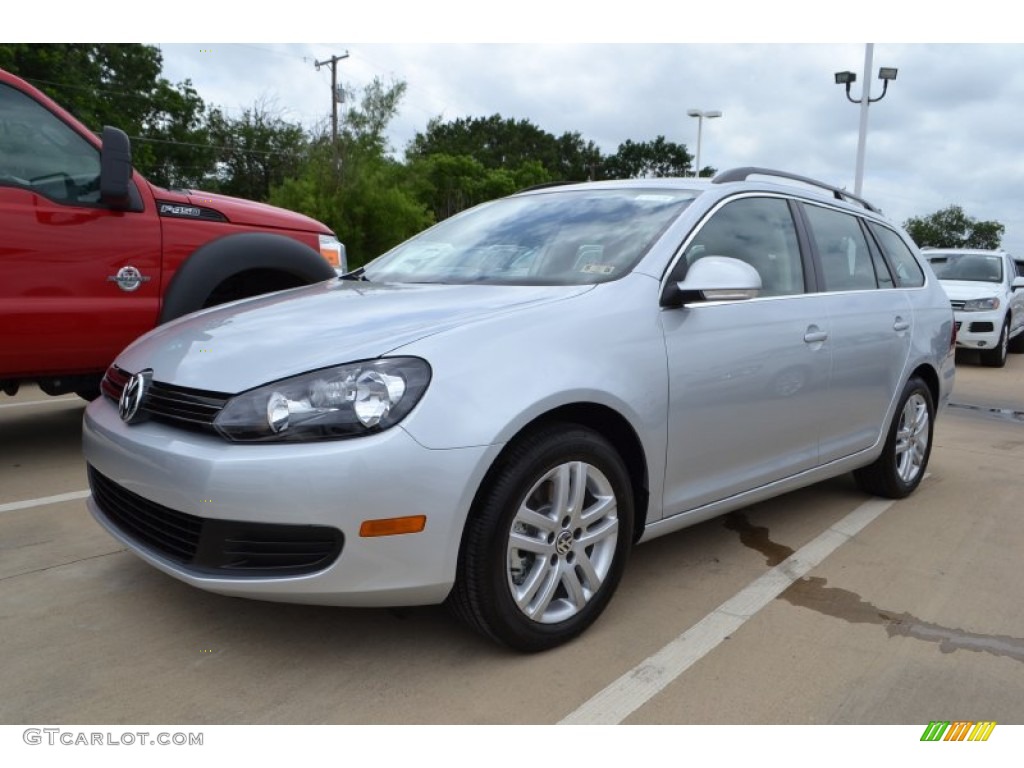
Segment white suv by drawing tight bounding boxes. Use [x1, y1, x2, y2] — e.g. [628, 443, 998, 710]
[924, 248, 1024, 367]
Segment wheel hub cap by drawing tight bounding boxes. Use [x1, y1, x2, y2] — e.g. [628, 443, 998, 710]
[555, 530, 574, 556]
[506, 460, 620, 624]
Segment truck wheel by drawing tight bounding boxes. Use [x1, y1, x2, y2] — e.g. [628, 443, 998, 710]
[201, 269, 308, 309]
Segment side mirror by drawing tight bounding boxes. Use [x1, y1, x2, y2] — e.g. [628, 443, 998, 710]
[99, 126, 133, 209]
[661, 256, 762, 307]
[1012, 276, 1024, 291]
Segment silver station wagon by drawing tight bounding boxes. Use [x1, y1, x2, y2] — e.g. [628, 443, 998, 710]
[83, 168, 956, 651]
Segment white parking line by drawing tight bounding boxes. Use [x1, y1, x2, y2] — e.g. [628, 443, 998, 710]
[0, 490, 91, 514]
[0, 397, 79, 410]
[559, 497, 895, 725]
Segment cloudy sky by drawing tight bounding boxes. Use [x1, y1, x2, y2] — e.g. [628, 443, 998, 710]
[30, 3, 1023, 252]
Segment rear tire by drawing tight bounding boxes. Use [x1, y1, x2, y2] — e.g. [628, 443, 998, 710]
[448, 424, 633, 652]
[854, 376, 934, 499]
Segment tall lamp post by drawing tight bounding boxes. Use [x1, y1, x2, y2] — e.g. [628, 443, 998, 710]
[834, 43, 898, 196]
[687, 108, 722, 178]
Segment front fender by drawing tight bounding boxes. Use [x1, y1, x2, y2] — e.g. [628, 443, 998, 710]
[159, 232, 335, 323]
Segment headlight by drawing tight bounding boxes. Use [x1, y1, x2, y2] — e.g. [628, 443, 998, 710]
[961, 297, 1000, 312]
[319, 234, 348, 273]
[213, 358, 431, 442]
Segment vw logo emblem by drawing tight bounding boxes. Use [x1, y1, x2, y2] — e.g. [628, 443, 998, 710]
[555, 530, 574, 557]
[118, 370, 152, 424]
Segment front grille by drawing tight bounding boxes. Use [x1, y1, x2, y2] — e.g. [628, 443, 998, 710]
[102, 366, 229, 434]
[950, 300, 966, 311]
[88, 467, 344, 577]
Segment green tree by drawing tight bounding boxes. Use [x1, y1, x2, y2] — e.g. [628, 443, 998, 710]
[603, 136, 695, 179]
[408, 114, 599, 181]
[903, 205, 1004, 250]
[270, 78, 431, 267]
[406, 154, 552, 221]
[205, 101, 307, 202]
[0, 43, 213, 188]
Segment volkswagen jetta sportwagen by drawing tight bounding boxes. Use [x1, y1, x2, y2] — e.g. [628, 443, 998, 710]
[83, 168, 956, 651]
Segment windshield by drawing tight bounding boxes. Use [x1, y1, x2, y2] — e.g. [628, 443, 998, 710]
[362, 188, 695, 285]
[927, 253, 1003, 283]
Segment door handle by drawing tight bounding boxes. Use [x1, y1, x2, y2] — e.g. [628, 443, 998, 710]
[803, 328, 828, 344]
[893, 317, 910, 332]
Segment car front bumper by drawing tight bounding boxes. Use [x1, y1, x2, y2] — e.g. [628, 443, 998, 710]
[953, 310, 1002, 350]
[83, 396, 500, 607]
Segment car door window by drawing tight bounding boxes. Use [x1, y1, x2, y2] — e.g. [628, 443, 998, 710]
[0, 83, 101, 204]
[683, 197, 804, 297]
[804, 204, 878, 291]
[866, 222, 926, 288]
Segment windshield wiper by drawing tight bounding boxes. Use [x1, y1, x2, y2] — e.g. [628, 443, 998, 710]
[340, 267, 371, 282]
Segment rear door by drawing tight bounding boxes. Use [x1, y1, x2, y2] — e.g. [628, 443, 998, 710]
[800, 204, 913, 463]
[0, 81, 161, 377]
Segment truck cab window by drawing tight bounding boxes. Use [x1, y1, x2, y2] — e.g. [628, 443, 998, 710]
[0, 83, 102, 204]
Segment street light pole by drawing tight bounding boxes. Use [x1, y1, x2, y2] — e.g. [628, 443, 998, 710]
[834, 44, 898, 197]
[687, 109, 722, 178]
[853, 44, 874, 197]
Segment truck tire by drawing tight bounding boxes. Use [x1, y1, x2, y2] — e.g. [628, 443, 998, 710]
[159, 232, 335, 324]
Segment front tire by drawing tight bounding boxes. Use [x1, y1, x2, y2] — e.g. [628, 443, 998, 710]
[1008, 321, 1024, 354]
[980, 321, 1009, 367]
[854, 376, 934, 499]
[448, 424, 633, 652]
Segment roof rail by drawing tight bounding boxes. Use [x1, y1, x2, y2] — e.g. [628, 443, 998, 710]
[517, 180, 577, 193]
[711, 167, 881, 214]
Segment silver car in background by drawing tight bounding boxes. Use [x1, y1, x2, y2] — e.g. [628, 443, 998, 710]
[83, 168, 956, 651]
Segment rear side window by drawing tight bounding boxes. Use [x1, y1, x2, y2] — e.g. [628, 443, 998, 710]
[867, 222, 926, 287]
[803, 205, 877, 291]
[682, 197, 805, 297]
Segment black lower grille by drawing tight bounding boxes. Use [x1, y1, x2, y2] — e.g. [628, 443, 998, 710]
[102, 366, 229, 434]
[88, 467, 344, 577]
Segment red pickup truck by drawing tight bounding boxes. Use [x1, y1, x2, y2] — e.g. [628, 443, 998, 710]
[0, 67, 345, 400]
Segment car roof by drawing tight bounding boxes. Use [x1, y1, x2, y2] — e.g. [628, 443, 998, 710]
[516, 168, 893, 225]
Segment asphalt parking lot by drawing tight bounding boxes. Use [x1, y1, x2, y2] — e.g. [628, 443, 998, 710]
[2, 351, 1023, 725]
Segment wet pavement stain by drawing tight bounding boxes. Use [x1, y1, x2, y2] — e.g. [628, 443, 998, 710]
[722, 512, 1024, 663]
[948, 401, 1024, 423]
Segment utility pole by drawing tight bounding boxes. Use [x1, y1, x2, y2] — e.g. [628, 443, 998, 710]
[315, 52, 349, 145]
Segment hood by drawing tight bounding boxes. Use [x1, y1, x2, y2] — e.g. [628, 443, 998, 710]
[153, 187, 330, 234]
[936, 279, 1003, 301]
[116, 281, 592, 392]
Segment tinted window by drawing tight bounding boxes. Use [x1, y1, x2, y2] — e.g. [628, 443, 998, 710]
[926, 252, 1002, 283]
[0, 83, 101, 204]
[867, 223, 926, 287]
[804, 205, 877, 291]
[683, 197, 804, 297]
[868, 244, 895, 288]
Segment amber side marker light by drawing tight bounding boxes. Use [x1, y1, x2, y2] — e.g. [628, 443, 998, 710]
[359, 515, 427, 537]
